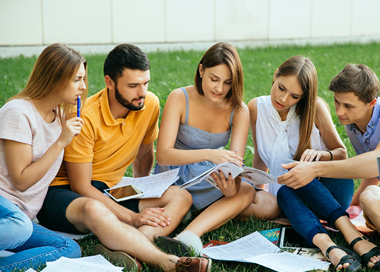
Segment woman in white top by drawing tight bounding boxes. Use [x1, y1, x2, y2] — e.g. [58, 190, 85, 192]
[248, 56, 367, 271]
[0, 43, 86, 272]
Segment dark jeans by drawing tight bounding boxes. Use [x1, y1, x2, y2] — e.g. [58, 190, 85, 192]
[277, 177, 354, 246]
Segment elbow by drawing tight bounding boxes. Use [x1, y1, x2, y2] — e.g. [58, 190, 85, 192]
[156, 152, 166, 166]
[70, 185, 82, 195]
[12, 181, 30, 192]
[340, 147, 348, 160]
[69, 182, 83, 195]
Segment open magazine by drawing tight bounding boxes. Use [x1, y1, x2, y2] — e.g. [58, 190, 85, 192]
[107, 168, 180, 199]
[180, 162, 277, 190]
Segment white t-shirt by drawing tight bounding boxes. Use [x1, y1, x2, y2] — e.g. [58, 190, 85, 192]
[0, 99, 63, 219]
[256, 96, 326, 196]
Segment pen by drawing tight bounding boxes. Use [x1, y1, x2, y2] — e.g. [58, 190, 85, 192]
[77, 95, 81, 118]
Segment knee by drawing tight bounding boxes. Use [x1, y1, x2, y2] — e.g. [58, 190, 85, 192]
[277, 185, 290, 207]
[16, 213, 33, 240]
[254, 191, 281, 220]
[65, 238, 82, 258]
[3, 212, 33, 249]
[238, 183, 256, 205]
[80, 198, 110, 219]
[164, 186, 193, 207]
[360, 185, 380, 212]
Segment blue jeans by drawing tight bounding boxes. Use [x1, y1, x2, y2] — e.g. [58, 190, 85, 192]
[277, 177, 354, 246]
[0, 195, 81, 272]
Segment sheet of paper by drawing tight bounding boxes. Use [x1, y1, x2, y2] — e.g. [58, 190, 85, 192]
[44, 256, 123, 272]
[73, 255, 117, 266]
[203, 232, 280, 261]
[113, 168, 179, 198]
[246, 251, 330, 272]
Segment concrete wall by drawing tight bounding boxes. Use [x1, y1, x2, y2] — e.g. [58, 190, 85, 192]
[1, 0, 379, 46]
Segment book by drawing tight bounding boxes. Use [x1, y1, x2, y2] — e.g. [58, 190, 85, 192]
[259, 228, 281, 245]
[108, 168, 179, 199]
[180, 162, 277, 190]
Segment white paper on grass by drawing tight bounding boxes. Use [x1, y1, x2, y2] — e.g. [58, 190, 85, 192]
[112, 168, 179, 198]
[203, 232, 330, 272]
[246, 252, 330, 272]
[43, 255, 123, 272]
[202, 231, 280, 261]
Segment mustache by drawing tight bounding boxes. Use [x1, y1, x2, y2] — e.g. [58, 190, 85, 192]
[132, 96, 145, 102]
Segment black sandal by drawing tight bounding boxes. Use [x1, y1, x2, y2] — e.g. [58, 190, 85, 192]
[326, 245, 362, 272]
[350, 236, 380, 269]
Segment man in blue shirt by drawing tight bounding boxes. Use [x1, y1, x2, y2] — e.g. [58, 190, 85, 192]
[278, 64, 380, 267]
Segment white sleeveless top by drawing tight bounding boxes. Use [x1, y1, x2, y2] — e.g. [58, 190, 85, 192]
[256, 96, 326, 196]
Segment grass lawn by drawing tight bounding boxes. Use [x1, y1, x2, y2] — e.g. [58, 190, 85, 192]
[1, 42, 380, 271]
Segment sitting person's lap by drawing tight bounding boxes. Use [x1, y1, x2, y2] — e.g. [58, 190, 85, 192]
[37, 181, 140, 234]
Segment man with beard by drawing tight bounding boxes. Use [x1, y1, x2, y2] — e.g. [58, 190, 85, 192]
[36, 44, 206, 272]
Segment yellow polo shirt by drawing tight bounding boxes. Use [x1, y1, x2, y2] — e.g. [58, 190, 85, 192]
[51, 88, 159, 188]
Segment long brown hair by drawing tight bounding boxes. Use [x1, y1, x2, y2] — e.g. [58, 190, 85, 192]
[10, 43, 88, 124]
[194, 42, 243, 112]
[275, 56, 318, 161]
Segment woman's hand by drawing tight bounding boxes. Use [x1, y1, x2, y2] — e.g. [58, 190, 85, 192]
[300, 149, 322, 162]
[58, 117, 84, 147]
[209, 149, 244, 167]
[210, 170, 241, 197]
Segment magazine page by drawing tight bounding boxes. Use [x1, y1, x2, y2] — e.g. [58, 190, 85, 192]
[180, 162, 242, 190]
[239, 166, 277, 184]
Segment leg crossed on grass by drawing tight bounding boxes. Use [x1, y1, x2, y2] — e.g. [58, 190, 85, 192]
[37, 185, 203, 271]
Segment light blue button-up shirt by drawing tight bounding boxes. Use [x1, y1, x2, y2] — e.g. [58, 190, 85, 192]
[345, 97, 380, 179]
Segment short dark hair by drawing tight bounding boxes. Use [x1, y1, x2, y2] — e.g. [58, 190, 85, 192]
[194, 42, 243, 112]
[103, 44, 150, 83]
[329, 64, 379, 103]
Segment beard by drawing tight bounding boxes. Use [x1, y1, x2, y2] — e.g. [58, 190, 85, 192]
[115, 85, 145, 111]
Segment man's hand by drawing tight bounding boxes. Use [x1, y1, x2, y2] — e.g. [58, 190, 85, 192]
[131, 207, 171, 228]
[277, 161, 317, 189]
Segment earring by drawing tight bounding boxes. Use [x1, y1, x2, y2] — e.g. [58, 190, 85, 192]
[200, 75, 202, 78]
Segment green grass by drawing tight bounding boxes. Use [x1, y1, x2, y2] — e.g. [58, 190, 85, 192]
[2, 42, 380, 271]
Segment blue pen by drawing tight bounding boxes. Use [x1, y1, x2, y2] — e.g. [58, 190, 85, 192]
[77, 95, 81, 117]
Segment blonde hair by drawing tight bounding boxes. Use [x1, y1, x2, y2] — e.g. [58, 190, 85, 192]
[10, 43, 88, 124]
[275, 56, 318, 161]
[194, 42, 244, 112]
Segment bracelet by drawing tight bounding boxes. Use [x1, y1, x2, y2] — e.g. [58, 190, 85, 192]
[326, 150, 333, 161]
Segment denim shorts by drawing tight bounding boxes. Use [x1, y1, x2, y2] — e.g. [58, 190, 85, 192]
[37, 181, 140, 234]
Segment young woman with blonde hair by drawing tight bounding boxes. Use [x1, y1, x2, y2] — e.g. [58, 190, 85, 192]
[155, 42, 279, 254]
[0, 43, 86, 272]
[249, 56, 362, 271]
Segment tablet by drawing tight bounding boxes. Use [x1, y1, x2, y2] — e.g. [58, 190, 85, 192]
[104, 184, 144, 202]
[278, 227, 316, 249]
